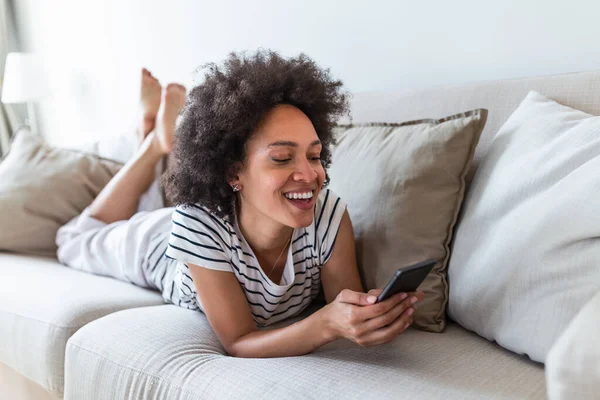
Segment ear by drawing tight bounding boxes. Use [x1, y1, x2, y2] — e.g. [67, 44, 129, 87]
[226, 161, 243, 185]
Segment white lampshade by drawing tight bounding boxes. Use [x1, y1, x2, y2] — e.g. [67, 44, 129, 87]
[1, 52, 47, 103]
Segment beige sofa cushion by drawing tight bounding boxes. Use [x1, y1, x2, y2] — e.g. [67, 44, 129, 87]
[448, 91, 600, 363]
[63, 303, 545, 400]
[0, 129, 123, 256]
[0, 361, 61, 400]
[328, 109, 488, 332]
[0, 252, 164, 396]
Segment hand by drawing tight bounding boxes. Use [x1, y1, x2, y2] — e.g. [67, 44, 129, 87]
[323, 288, 425, 347]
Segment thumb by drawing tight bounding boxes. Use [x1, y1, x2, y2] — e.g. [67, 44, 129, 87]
[365, 289, 383, 305]
[339, 289, 378, 305]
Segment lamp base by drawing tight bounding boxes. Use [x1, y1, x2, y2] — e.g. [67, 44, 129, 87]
[26, 102, 38, 135]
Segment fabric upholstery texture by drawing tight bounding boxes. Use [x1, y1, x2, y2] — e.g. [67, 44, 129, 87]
[338, 71, 600, 186]
[448, 91, 600, 363]
[0, 129, 123, 256]
[0, 362, 61, 400]
[546, 291, 600, 400]
[328, 110, 487, 332]
[0, 252, 164, 395]
[4, 70, 600, 398]
[64, 304, 545, 400]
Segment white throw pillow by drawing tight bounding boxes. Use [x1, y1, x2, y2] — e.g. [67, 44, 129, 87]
[546, 291, 600, 399]
[448, 91, 600, 363]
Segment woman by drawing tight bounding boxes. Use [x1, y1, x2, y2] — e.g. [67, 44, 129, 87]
[56, 49, 424, 358]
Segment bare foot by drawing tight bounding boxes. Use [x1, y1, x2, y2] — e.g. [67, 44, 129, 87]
[138, 68, 162, 145]
[154, 83, 186, 154]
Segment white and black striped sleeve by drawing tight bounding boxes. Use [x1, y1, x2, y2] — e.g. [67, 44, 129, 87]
[315, 189, 348, 265]
[165, 205, 234, 272]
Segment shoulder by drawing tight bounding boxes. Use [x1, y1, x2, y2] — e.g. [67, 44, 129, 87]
[173, 204, 234, 230]
[314, 188, 347, 223]
[171, 204, 235, 248]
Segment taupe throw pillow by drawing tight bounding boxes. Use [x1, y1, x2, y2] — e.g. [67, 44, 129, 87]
[0, 129, 123, 256]
[327, 109, 488, 333]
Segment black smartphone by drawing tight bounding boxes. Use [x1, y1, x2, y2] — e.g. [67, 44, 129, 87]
[375, 259, 437, 303]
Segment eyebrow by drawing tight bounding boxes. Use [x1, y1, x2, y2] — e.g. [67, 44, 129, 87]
[268, 140, 322, 148]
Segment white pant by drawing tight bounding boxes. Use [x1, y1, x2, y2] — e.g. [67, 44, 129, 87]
[55, 175, 178, 302]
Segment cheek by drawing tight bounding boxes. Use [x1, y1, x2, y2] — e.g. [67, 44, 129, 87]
[262, 174, 289, 193]
[317, 165, 326, 182]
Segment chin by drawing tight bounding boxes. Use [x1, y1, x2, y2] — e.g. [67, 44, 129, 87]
[284, 207, 315, 229]
[293, 215, 314, 228]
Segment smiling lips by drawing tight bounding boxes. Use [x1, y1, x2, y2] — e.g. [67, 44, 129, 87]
[283, 190, 314, 200]
[283, 189, 316, 210]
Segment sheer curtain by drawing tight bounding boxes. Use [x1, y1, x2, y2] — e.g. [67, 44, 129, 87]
[0, 0, 22, 158]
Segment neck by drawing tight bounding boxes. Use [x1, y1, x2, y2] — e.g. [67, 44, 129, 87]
[235, 198, 294, 258]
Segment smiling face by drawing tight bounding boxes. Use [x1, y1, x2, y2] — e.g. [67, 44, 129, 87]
[231, 103, 326, 229]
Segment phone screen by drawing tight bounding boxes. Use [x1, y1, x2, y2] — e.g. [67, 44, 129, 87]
[375, 259, 436, 303]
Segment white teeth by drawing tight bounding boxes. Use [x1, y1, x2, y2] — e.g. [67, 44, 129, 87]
[284, 191, 313, 200]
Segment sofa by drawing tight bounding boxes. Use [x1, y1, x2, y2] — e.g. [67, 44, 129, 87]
[2, 70, 600, 400]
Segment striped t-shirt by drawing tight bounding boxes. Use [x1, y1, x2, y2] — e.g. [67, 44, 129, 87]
[164, 188, 348, 327]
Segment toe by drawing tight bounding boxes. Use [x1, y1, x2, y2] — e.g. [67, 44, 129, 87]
[166, 83, 186, 92]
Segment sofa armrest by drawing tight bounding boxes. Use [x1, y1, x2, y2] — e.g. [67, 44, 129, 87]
[546, 291, 600, 399]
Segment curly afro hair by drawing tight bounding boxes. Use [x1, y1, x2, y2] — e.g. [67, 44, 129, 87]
[161, 49, 351, 223]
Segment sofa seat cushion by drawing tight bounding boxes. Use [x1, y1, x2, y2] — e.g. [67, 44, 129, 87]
[0, 252, 164, 396]
[64, 303, 546, 400]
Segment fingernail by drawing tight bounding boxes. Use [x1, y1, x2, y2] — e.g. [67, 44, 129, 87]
[407, 308, 414, 316]
[399, 293, 408, 300]
[404, 323, 410, 330]
[410, 297, 418, 304]
[367, 296, 377, 304]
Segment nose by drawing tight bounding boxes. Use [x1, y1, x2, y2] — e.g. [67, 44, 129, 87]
[293, 156, 319, 182]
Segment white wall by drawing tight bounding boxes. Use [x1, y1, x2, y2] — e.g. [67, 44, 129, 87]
[14, 0, 600, 148]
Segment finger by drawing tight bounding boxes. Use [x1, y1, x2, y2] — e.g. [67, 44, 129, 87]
[338, 289, 379, 306]
[367, 288, 383, 296]
[407, 290, 425, 301]
[350, 291, 408, 322]
[399, 292, 424, 307]
[378, 291, 421, 305]
[359, 309, 414, 346]
[360, 296, 415, 331]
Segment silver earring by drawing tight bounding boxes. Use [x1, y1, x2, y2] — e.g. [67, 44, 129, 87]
[232, 184, 240, 192]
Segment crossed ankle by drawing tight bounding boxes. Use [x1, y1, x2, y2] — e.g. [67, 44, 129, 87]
[140, 132, 168, 158]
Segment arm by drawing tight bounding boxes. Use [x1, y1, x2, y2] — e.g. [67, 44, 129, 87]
[188, 262, 338, 358]
[320, 209, 365, 303]
[187, 210, 361, 358]
[230, 307, 337, 358]
[231, 209, 366, 357]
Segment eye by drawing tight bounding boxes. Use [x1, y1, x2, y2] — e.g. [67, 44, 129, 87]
[272, 158, 291, 163]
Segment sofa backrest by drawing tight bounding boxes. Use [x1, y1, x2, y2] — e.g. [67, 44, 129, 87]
[340, 70, 600, 184]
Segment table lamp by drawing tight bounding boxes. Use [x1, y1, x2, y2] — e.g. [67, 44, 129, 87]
[1, 52, 46, 135]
